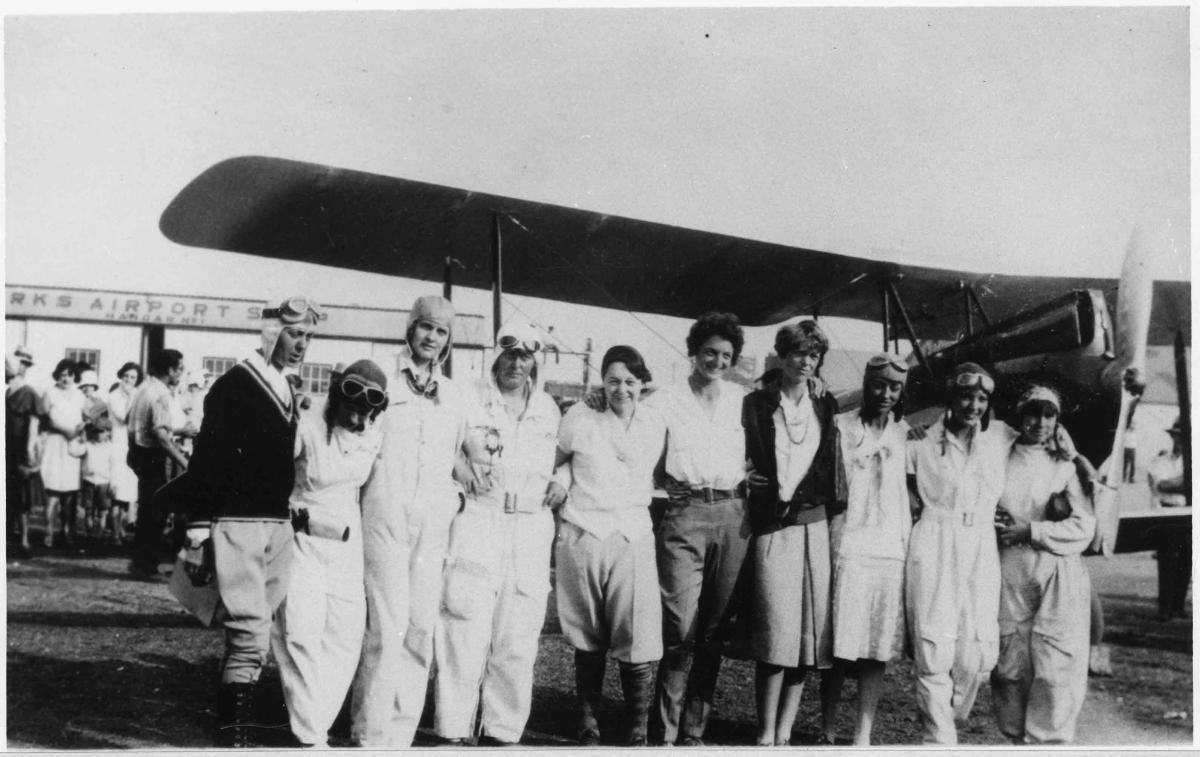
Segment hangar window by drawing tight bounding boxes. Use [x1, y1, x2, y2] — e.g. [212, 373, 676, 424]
[299, 363, 332, 396]
[65, 348, 100, 375]
[203, 357, 237, 379]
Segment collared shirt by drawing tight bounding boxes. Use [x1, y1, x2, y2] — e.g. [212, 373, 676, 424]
[1148, 452, 1187, 507]
[128, 376, 175, 450]
[557, 401, 666, 540]
[291, 411, 383, 512]
[361, 348, 469, 532]
[647, 378, 746, 491]
[465, 380, 562, 513]
[245, 349, 293, 410]
[773, 387, 821, 503]
[906, 417, 1011, 527]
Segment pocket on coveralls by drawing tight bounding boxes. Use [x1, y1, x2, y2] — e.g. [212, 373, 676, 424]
[513, 523, 553, 599]
[1032, 631, 1079, 684]
[442, 558, 491, 620]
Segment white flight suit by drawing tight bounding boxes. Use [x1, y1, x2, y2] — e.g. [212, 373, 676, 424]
[905, 418, 1010, 744]
[271, 413, 382, 746]
[434, 382, 562, 743]
[350, 354, 468, 748]
[992, 443, 1094, 743]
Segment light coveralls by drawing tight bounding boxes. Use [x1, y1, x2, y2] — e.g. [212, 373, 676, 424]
[434, 381, 562, 743]
[271, 412, 382, 746]
[905, 417, 1010, 744]
[992, 443, 1094, 743]
[350, 351, 468, 748]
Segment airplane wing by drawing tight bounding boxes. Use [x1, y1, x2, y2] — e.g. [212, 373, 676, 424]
[160, 155, 1190, 343]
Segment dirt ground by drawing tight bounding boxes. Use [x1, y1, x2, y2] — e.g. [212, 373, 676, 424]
[7, 534, 1193, 751]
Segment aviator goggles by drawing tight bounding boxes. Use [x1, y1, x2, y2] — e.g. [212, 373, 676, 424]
[340, 377, 388, 408]
[953, 371, 995, 394]
[866, 354, 908, 373]
[498, 334, 543, 354]
[262, 296, 328, 324]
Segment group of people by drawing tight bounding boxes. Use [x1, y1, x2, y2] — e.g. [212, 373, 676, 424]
[125, 290, 1124, 750]
[5, 345, 211, 559]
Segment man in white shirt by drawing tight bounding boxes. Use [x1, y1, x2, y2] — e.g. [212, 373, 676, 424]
[645, 312, 749, 747]
[1147, 418, 1189, 619]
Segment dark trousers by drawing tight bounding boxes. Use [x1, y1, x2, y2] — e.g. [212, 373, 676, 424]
[653, 495, 751, 743]
[1156, 528, 1192, 617]
[129, 445, 170, 569]
[1122, 448, 1137, 482]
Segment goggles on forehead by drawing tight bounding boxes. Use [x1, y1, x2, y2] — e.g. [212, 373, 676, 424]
[340, 377, 388, 408]
[953, 371, 995, 394]
[498, 334, 543, 354]
[866, 354, 908, 373]
[263, 296, 328, 323]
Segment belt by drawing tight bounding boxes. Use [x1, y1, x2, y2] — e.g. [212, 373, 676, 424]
[688, 486, 740, 503]
[918, 509, 988, 528]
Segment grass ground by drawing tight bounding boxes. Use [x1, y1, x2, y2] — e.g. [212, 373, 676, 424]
[6, 540, 1192, 749]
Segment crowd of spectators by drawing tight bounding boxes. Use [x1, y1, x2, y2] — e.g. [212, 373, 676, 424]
[5, 346, 212, 561]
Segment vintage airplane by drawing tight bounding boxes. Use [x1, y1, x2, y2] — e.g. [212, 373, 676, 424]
[159, 155, 1191, 554]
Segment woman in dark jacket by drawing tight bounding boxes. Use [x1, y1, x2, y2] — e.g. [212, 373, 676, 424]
[743, 320, 842, 746]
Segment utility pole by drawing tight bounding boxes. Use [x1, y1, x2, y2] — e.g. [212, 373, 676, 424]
[582, 337, 593, 391]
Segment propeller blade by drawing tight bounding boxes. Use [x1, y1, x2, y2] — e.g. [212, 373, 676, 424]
[1113, 226, 1155, 373]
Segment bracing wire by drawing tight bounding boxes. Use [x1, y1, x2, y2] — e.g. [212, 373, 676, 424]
[500, 212, 690, 362]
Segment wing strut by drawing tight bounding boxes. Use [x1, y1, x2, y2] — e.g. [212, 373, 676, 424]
[884, 279, 932, 378]
[1175, 327, 1192, 507]
[492, 211, 503, 340]
[968, 284, 991, 328]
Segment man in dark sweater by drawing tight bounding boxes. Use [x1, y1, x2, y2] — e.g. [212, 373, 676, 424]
[181, 295, 325, 748]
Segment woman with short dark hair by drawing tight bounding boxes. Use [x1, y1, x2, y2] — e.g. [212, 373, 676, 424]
[39, 358, 86, 548]
[555, 344, 666, 746]
[742, 320, 841, 746]
[107, 362, 143, 544]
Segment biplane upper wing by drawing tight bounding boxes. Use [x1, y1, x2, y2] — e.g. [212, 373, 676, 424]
[160, 156, 1189, 343]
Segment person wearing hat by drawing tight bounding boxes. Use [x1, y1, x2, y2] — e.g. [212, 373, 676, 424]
[39, 357, 87, 549]
[1147, 417, 1190, 620]
[825, 353, 913, 745]
[642, 312, 751, 747]
[271, 359, 387, 748]
[77, 369, 114, 540]
[179, 295, 324, 747]
[742, 320, 842, 747]
[107, 362, 143, 545]
[904, 361, 1016, 744]
[6, 347, 41, 556]
[181, 369, 211, 439]
[432, 321, 565, 746]
[127, 349, 189, 575]
[990, 384, 1095, 743]
[351, 294, 472, 748]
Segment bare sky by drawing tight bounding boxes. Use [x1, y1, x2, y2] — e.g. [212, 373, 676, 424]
[4, 6, 1191, 369]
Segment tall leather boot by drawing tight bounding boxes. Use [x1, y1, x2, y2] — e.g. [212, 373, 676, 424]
[216, 682, 256, 748]
[679, 647, 722, 744]
[618, 661, 655, 747]
[574, 649, 607, 745]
